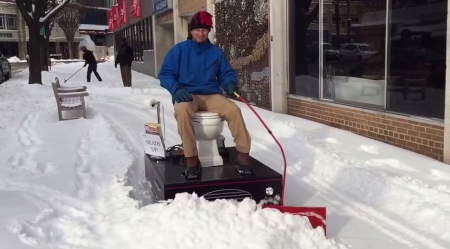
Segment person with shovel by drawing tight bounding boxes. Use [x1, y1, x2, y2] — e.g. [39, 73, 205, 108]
[80, 46, 102, 82]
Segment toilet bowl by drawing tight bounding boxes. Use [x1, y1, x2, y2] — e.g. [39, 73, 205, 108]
[192, 111, 225, 167]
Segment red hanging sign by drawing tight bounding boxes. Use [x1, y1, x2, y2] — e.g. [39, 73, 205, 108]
[117, 2, 122, 26]
[119, 0, 128, 25]
[112, 5, 119, 29]
[108, 10, 114, 31]
[130, 0, 141, 18]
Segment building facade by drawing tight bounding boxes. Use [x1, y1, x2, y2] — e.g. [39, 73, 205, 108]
[0, 0, 114, 60]
[0, 1, 87, 60]
[110, 0, 154, 74]
[286, 0, 449, 163]
[110, 0, 450, 164]
[79, 2, 115, 48]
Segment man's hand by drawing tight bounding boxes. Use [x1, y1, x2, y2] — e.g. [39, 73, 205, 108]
[173, 88, 193, 103]
[223, 82, 236, 96]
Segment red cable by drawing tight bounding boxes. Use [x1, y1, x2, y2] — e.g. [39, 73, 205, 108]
[236, 95, 287, 206]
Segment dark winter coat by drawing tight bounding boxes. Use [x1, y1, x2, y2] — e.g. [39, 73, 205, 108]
[83, 50, 97, 67]
[115, 45, 133, 67]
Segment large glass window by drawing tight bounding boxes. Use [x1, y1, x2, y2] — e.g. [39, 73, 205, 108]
[0, 14, 17, 30]
[290, 0, 447, 120]
[322, 0, 386, 108]
[386, 0, 447, 119]
[113, 17, 153, 60]
[290, 0, 320, 98]
[81, 8, 108, 25]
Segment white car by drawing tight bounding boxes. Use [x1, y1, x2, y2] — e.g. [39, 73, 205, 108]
[339, 43, 378, 63]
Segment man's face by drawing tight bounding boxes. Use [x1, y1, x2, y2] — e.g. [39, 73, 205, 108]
[190, 28, 209, 43]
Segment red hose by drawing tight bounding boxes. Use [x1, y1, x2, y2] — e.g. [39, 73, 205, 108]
[234, 92, 287, 206]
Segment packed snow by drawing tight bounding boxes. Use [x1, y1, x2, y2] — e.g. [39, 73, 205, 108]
[7, 56, 26, 63]
[0, 62, 449, 249]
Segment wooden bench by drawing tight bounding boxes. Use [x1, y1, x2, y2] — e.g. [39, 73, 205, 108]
[51, 77, 89, 121]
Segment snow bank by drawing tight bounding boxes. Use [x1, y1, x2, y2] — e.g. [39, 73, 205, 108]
[5, 109, 343, 249]
[7, 56, 26, 63]
[50, 58, 83, 62]
[94, 192, 346, 249]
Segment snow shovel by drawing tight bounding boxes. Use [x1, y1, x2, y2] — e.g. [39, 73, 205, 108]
[233, 92, 327, 235]
[64, 66, 83, 84]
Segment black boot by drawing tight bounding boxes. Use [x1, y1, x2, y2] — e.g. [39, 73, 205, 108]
[234, 152, 254, 175]
[183, 156, 202, 180]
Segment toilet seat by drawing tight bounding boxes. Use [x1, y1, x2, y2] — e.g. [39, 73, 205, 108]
[192, 111, 225, 167]
[193, 111, 222, 120]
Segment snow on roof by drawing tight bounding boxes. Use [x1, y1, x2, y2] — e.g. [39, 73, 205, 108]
[79, 24, 109, 31]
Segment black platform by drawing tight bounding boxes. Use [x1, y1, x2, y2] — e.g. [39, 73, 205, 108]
[145, 147, 283, 203]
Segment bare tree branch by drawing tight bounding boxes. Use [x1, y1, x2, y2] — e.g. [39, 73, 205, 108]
[14, 0, 73, 84]
[55, 0, 90, 58]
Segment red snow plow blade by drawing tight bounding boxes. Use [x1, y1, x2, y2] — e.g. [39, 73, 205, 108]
[262, 205, 326, 234]
[234, 92, 327, 235]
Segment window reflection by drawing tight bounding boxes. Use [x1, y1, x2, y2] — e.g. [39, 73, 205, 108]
[322, 1, 387, 107]
[114, 17, 153, 62]
[301, 0, 448, 120]
[292, 0, 320, 98]
[386, 1, 447, 119]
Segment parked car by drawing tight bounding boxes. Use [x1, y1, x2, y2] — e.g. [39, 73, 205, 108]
[0, 54, 11, 83]
[339, 43, 378, 63]
[307, 43, 340, 62]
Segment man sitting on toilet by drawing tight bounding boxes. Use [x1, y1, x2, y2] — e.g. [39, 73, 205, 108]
[158, 10, 253, 180]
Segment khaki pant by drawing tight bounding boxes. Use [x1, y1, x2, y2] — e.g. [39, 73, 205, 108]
[174, 94, 251, 157]
[120, 65, 132, 87]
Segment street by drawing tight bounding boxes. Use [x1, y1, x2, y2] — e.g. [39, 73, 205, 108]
[11, 63, 28, 76]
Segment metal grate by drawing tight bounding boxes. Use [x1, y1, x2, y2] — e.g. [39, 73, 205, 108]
[202, 189, 253, 202]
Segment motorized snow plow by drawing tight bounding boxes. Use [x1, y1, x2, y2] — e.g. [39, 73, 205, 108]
[142, 97, 326, 234]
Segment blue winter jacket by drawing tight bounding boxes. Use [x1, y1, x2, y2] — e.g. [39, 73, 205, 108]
[158, 39, 237, 97]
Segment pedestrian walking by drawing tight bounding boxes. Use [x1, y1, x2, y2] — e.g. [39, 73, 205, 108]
[115, 38, 134, 87]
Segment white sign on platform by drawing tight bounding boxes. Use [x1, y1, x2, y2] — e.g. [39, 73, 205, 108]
[142, 133, 166, 158]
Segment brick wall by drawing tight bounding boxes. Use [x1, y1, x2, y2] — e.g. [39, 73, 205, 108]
[288, 97, 445, 161]
[156, 11, 174, 24]
[179, 0, 206, 16]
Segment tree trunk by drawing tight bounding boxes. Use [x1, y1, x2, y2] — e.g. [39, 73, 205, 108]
[68, 37, 74, 59]
[28, 25, 43, 84]
[41, 23, 51, 71]
[17, 7, 27, 60]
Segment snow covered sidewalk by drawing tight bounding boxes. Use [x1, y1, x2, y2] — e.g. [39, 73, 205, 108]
[0, 62, 449, 249]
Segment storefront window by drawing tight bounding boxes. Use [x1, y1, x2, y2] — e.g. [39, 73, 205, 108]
[290, 0, 447, 120]
[114, 18, 153, 61]
[291, 0, 320, 98]
[322, 0, 386, 108]
[386, 0, 447, 119]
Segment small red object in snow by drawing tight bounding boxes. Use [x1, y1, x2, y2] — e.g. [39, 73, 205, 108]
[262, 204, 327, 235]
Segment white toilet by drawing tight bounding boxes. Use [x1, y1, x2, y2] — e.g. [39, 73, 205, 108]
[192, 111, 225, 167]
